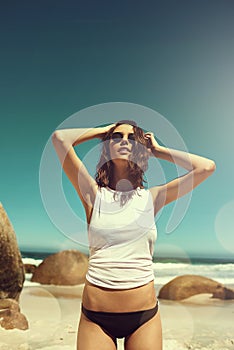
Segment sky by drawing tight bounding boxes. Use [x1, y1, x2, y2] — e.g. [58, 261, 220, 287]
[0, 0, 234, 261]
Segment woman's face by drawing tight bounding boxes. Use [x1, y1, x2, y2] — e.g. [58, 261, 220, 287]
[108, 124, 135, 164]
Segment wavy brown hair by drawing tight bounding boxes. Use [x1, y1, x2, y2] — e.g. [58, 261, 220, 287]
[95, 120, 150, 189]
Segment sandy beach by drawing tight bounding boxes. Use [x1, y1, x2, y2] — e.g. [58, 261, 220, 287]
[0, 280, 233, 350]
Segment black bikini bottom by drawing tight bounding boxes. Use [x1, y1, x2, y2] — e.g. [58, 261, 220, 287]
[81, 300, 159, 340]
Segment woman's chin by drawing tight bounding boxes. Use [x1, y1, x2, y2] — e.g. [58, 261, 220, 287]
[112, 157, 130, 164]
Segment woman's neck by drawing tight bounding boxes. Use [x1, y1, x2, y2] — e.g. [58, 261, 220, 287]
[109, 166, 134, 192]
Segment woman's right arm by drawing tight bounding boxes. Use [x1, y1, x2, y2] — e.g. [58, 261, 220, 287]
[52, 126, 113, 216]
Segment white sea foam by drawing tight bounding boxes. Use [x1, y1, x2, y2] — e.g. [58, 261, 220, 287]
[22, 258, 43, 266]
[153, 262, 234, 286]
[22, 258, 234, 288]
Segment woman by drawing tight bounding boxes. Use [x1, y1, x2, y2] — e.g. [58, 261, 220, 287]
[52, 120, 216, 350]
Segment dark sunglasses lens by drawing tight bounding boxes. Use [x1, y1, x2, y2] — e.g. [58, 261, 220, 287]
[111, 132, 123, 140]
[110, 132, 136, 143]
[128, 134, 135, 142]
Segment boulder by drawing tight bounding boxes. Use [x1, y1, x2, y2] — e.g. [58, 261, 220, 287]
[0, 203, 25, 301]
[31, 250, 88, 285]
[158, 274, 234, 300]
[24, 263, 37, 274]
[212, 284, 234, 300]
[0, 298, 28, 330]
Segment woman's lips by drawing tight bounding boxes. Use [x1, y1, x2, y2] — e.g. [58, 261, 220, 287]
[118, 147, 130, 153]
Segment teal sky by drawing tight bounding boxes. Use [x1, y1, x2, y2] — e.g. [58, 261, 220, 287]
[1, 0, 234, 260]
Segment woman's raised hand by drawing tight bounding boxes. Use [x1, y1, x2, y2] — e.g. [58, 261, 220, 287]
[97, 123, 116, 139]
[144, 132, 161, 156]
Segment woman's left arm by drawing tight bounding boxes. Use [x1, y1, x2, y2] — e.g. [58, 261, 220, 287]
[145, 132, 216, 214]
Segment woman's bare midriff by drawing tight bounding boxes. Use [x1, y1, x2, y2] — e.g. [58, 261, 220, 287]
[82, 279, 157, 312]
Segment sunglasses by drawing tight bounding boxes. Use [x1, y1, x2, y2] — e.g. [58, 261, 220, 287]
[110, 132, 136, 143]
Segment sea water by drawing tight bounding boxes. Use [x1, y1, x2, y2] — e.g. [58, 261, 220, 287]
[152, 260, 234, 286]
[22, 254, 234, 287]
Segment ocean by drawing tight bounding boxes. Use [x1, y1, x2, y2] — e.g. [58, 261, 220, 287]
[153, 260, 234, 287]
[21, 252, 234, 288]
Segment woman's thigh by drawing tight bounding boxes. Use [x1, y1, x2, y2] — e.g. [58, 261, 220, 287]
[77, 313, 117, 350]
[124, 310, 163, 350]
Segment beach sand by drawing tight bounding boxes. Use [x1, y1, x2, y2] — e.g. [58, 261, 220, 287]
[0, 283, 233, 350]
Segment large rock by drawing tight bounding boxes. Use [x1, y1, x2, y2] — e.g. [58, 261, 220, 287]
[24, 263, 37, 274]
[0, 298, 28, 330]
[158, 274, 234, 300]
[0, 203, 25, 301]
[31, 250, 88, 285]
[212, 284, 234, 300]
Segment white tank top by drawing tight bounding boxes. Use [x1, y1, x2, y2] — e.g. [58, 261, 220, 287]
[86, 186, 157, 289]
